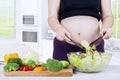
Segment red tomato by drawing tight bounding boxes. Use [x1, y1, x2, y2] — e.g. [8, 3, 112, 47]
[19, 66, 24, 71]
[23, 66, 29, 71]
[28, 66, 34, 70]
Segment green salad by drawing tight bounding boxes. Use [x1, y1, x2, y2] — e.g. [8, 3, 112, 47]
[68, 40, 110, 72]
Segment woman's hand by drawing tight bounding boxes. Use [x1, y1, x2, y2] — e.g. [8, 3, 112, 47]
[99, 27, 112, 39]
[56, 27, 76, 45]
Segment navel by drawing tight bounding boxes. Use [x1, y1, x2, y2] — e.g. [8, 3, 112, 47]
[78, 33, 80, 35]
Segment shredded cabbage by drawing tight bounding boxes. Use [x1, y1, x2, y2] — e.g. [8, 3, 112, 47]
[21, 50, 39, 64]
[68, 52, 110, 72]
[68, 40, 110, 72]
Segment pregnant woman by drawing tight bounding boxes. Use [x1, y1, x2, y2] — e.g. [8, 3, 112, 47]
[48, 0, 114, 61]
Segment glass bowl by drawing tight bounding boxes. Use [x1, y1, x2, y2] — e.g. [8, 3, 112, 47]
[67, 50, 112, 73]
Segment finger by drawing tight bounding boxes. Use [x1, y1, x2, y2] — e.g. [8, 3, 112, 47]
[65, 32, 72, 39]
[99, 31, 103, 37]
[103, 32, 110, 39]
[99, 29, 105, 37]
[64, 34, 71, 42]
[103, 34, 109, 39]
[104, 29, 112, 39]
[56, 32, 65, 41]
[57, 32, 71, 42]
[56, 35, 64, 41]
[57, 32, 75, 45]
[60, 32, 72, 42]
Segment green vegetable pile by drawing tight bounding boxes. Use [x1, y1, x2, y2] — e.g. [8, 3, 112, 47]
[47, 59, 63, 72]
[68, 40, 111, 72]
[41, 59, 69, 72]
[4, 63, 19, 72]
[27, 60, 36, 67]
[8, 58, 23, 66]
[3, 57, 37, 72]
[4, 58, 22, 72]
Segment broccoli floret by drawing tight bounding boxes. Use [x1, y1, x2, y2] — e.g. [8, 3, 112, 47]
[27, 60, 36, 67]
[47, 59, 63, 72]
[4, 63, 19, 72]
[41, 63, 47, 68]
[11, 63, 20, 71]
[8, 58, 23, 66]
[4, 64, 10, 72]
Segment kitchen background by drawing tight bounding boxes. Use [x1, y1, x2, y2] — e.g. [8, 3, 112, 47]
[0, 0, 120, 65]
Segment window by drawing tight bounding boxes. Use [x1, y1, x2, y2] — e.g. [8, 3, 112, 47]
[0, 0, 14, 37]
[112, 0, 120, 38]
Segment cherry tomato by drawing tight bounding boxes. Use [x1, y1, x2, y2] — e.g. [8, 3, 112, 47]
[28, 66, 34, 70]
[19, 66, 24, 71]
[23, 66, 29, 71]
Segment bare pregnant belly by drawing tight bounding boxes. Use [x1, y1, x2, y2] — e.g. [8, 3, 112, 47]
[61, 16, 100, 44]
